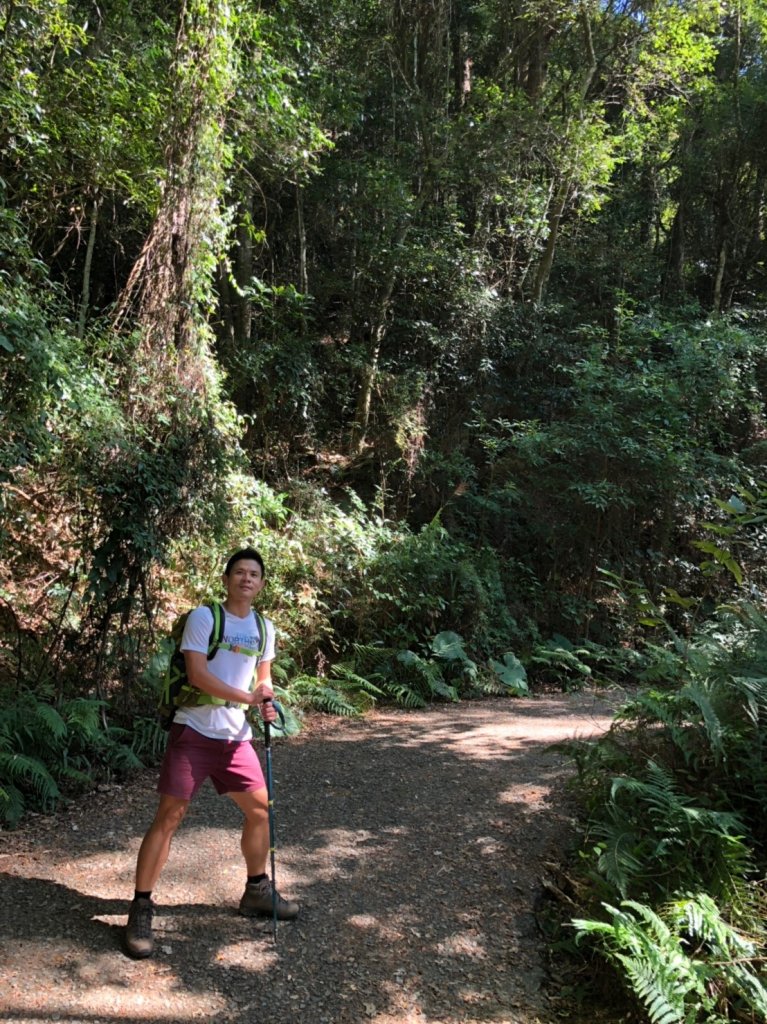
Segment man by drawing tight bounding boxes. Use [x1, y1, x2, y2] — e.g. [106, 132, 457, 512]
[124, 547, 298, 959]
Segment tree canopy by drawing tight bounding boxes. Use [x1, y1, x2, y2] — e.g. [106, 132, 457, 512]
[2, 2, 767, 1018]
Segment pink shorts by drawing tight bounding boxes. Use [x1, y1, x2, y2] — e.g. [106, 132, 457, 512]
[158, 724, 265, 800]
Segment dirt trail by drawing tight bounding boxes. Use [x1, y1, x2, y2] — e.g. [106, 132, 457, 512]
[0, 693, 618, 1024]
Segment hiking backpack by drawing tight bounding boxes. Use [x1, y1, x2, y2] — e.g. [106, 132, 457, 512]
[157, 600, 268, 730]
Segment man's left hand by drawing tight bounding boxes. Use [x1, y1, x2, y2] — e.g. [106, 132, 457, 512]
[254, 684, 277, 722]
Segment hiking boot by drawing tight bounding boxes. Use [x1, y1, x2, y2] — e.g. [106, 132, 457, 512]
[239, 878, 299, 920]
[124, 896, 155, 959]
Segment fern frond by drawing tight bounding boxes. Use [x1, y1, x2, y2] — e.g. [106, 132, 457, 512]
[130, 716, 168, 760]
[680, 680, 725, 763]
[289, 676, 362, 716]
[329, 662, 384, 698]
[394, 650, 455, 701]
[384, 683, 427, 709]
[54, 764, 95, 789]
[617, 955, 685, 1024]
[352, 643, 400, 671]
[30, 703, 67, 742]
[576, 893, 767, 1024]
[103, 743, 144, 773]
[0, 752, 60, 806]
[309, 686, 362, 716]
[61, 697, 106, 738]
[595, 827, 645, 897]
[0, 783, 25, 826]
[429, 676, 459, 701]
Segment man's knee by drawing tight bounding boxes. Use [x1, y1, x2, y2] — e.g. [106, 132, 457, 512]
[228, 787, 269, 824]
[152, 796, 189, 835]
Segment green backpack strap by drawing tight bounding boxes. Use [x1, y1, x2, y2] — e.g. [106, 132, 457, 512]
[206, 600, 226, 660]
[158, 601, 225, 726]
[253, 611, 268, 662]
[192, 608, 269, 710]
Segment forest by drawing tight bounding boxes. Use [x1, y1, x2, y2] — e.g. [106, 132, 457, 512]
[1, 0, 767, 1020]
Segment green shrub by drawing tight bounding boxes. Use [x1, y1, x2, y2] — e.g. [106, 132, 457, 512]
[575, 893, 767, 1024]
[562, 595, 767, 1021]
[0, 693, 143, 826]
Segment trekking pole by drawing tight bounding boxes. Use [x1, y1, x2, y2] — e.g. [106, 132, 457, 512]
[262, 699, 285, 944]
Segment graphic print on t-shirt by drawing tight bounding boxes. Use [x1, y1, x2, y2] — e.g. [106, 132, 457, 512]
[225, 627, 261, 650]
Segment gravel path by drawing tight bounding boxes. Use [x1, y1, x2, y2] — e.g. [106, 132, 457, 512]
[0, 693, 617, 1024]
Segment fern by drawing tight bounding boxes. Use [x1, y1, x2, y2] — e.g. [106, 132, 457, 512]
[61, 697, 106, 738]
[330, 661, 385, 699]
[384, 683, 427, 708]
[575, 900, 712, 1024]
[577, 894, 767, 1024]
[0, 752, 60, 808]
[0, 693, 150, 823]
[352, 642, 455, 706]
[595, 829, 645, 897]
[351, 642, 398, 672]
[289, 675, 364, 716]
[54, 764, 96, 790]
[680, 680, 725, 764]
[103, 742, 144, 774]
[130, 716, 168, 760]
[396, 649, 457, 702]
[0, 783, 25, 827]
[592, 760, 751, 900]
[29, 703, 68, 742]
[616, 690, 698, 763]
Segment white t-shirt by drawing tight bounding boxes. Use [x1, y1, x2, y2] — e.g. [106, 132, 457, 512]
[175, 605, 276, 741]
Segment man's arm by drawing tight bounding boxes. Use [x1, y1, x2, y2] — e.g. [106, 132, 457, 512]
[184, 652, 277, 721]
[184, 651, 262, 706]
[254, 658, 278, 723]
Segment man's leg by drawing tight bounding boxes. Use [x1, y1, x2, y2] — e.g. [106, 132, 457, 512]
[135, 794, 190, 890]
[228, 788, 298, 920]
[227, 787, 270, 874]
[125, 795, 189, 958]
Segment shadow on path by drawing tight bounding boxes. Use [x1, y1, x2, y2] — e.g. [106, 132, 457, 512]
[0, 693, 617, 1024]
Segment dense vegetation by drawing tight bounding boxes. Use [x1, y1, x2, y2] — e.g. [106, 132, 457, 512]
[2, 1, 766, 1020]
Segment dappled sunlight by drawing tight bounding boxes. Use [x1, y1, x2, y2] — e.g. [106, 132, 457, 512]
[1, 939, 228, 1019]
[212, 938, 279, 972]
[497, 784, 554, 808]
[434, 929, 488, 959]
[1, 696, 616, 1023]
[284, 825, 402, 890]
[324, 696, 615, 766]
[346, 912, 408, 943]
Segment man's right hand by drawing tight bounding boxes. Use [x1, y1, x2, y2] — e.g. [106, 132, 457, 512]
[260, 698, 278, 724]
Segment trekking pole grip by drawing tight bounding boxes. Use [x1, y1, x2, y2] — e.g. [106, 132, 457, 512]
[262, 697, 272, 749]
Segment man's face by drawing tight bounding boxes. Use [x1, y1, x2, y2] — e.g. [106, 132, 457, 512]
[224, 558, 265, 602]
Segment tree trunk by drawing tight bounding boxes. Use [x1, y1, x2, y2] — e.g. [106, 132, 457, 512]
[663, 198, 686, 298]
[531, 180, 569, 304]
[234, 184, 254, 344]
[713, 238, 727, 312]
[112, 0, 234, 379]
[348, 218, 411, 454]
[297, 184, 308, 294]
[76, 191, 100, 339]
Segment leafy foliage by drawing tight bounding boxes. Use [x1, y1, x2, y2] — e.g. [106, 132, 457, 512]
[561, 581, 767, 1021]
[574, 894, 767, 1024]
[0, 693, 143, 826]
[488, 653, 529, 696]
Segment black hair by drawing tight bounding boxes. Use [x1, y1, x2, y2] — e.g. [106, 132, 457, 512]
[224, 547, 265, 577]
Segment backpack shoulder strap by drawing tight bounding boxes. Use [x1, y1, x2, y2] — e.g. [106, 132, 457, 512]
[204, 600, 226, 661]
[253, 611, 268, 661]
